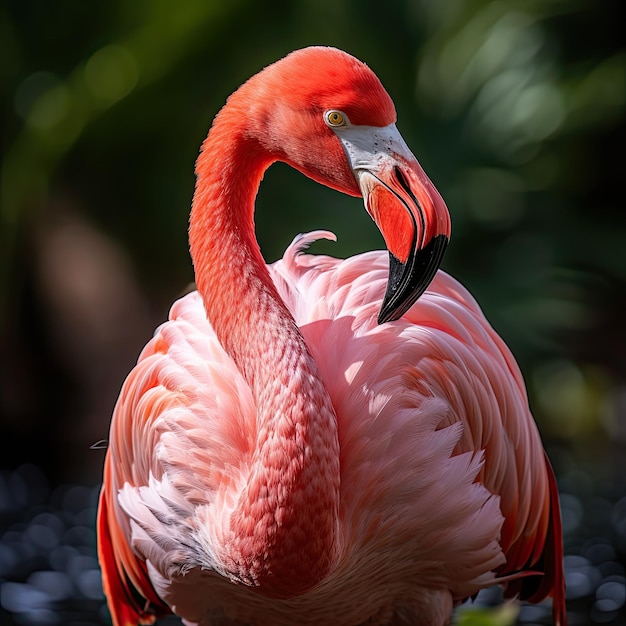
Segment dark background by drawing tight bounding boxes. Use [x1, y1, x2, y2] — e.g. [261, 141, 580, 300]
[1, 1, 624, 624]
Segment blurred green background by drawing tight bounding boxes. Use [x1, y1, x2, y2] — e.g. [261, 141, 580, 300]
[0, 0, 624, 624]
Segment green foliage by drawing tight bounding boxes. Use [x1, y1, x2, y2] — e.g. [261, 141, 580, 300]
[455, 602, 519, 626]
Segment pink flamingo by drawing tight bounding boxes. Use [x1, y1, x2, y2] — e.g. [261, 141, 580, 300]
[97, 47, 566, 625]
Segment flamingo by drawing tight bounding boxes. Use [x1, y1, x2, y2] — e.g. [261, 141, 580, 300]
[97, 47, 566, 626]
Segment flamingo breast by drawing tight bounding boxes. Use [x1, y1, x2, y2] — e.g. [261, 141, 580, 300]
[112, 231, 543, 624]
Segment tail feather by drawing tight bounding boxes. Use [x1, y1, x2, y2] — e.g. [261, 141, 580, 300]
[503, 452, 567, 625]
[530, 452, 566, 626]
[98, 486, 170, 626]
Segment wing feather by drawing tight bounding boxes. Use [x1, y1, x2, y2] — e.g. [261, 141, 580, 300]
[97, 291, 255, 624]
[272, 233, 565, 618]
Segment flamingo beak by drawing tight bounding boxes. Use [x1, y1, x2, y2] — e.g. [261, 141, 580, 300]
[335, 123, 451, 323]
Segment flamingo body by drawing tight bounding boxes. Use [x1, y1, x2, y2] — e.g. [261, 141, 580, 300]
[98, 47, 566, 626]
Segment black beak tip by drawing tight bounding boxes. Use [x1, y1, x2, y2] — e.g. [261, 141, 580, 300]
[377, 234, 449, 324]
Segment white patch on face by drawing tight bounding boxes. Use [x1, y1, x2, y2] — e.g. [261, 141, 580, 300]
[330, 123, 417, 177]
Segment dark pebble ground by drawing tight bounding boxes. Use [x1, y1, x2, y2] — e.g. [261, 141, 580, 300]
[0, 445, 624, 626]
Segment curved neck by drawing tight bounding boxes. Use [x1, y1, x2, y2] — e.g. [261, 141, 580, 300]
[189, 114, 340, 597]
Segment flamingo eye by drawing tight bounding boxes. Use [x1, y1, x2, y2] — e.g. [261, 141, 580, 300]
[325, 110, 347, 127]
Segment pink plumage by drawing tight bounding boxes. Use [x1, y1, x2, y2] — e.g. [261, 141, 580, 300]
[98, 47, 566, 626]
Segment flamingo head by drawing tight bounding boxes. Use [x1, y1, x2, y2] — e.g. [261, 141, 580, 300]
[238, 47, 452, 323]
